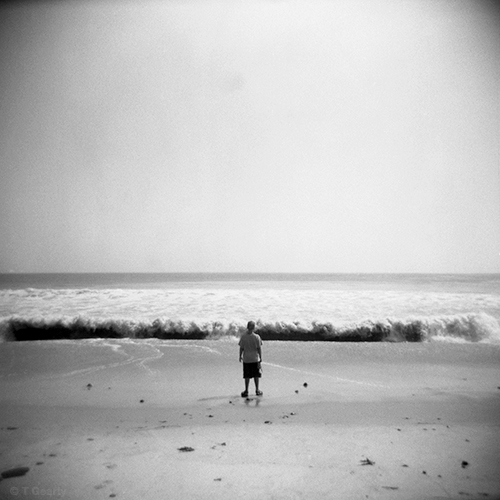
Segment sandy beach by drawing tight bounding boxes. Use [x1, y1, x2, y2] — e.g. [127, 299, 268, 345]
[1, 339, 499, 500]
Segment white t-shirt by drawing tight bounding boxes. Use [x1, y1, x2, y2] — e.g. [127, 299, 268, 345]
[239, 332, 262, 363]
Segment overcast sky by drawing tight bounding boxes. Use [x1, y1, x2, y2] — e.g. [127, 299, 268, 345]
[0, 0, 499, 273]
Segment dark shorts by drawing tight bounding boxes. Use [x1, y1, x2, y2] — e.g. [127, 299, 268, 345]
[243, 362, 262, 379]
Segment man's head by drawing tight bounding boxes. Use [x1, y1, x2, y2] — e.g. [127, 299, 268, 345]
[247, 320, 256, 332]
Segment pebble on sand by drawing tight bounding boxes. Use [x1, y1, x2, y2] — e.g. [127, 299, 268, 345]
[178, 447, 195, 452]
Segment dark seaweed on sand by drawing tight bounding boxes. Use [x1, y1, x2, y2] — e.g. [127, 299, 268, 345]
[1, 467, 30, 478]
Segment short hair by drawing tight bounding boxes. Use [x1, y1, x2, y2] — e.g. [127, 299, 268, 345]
[247, 320, 256, 331]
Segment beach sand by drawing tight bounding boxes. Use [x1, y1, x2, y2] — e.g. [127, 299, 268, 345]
[0, 339, 499, 500]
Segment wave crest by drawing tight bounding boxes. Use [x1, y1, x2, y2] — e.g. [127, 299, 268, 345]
[1, 313, 499, 343]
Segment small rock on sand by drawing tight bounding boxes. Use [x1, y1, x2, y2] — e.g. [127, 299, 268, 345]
[178, 447, 195, 452]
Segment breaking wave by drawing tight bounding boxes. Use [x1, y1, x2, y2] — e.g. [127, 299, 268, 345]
[1, 313, 499, 343]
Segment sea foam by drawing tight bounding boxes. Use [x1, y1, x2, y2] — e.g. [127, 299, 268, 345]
[1, 284, 499, 343]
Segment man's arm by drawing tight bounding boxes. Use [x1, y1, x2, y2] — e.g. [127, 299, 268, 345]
[239, 346, 244, 362]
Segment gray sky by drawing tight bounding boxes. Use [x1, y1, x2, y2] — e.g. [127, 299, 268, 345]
[0, 0, 499, 273]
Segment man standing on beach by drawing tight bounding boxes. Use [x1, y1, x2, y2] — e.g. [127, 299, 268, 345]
[239, 321, 263, 397]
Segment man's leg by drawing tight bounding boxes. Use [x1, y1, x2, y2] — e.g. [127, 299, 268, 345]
[244, 378, 250, 393]
[254, 377, 259, 393]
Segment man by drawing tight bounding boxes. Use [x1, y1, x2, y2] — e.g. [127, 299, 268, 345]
[238, 320, 263, 397]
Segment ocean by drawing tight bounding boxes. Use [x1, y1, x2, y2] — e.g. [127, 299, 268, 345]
[0, 273, 499, 343]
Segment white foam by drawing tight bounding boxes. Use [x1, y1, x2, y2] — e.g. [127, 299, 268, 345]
[1, 285, 499, 343]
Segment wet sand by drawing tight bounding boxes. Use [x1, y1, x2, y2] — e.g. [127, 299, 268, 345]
[1, 339, 499, 499]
